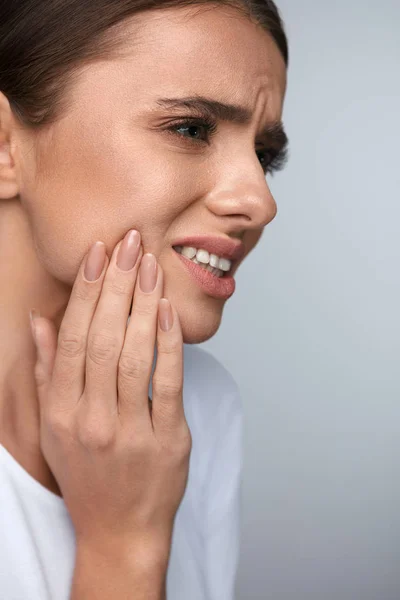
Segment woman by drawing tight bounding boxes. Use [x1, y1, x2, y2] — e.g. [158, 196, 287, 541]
[0, 1, 289, 598]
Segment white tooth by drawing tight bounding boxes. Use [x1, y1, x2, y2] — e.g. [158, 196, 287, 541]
[181, 246, 197, 259]
[218, 258, 231, 272]
[209, 253, 220, 268]
[196, 249, 210, 264]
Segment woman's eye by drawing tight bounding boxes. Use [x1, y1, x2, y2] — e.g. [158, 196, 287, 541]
[256, 149, 273, 171]
[171, 120, 215, 143]
[167, 120, 287, 175]
[177, 125, 206, 140]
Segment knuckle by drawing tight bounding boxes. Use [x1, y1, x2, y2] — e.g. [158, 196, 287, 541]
[78, 422, 116, 450]
[57, 328, 86, 358]
[153, 356, 182, 385]
[159, 427, 192, 462]
[87, 332, 119, 364]
[118, 352, 149, 382]
[157, 337, 182, 356]
[152, 376, 182, 397]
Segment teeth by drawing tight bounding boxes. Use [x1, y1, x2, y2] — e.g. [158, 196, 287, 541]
[218, 258, 231, 272]
[196, 249, 210, 264]
[175, 246, 232, 272]
[209, 254, 219, 268]
[181, 246, 197, 259]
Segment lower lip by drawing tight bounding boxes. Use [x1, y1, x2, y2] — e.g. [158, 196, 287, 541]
[173, 251, 236, 300]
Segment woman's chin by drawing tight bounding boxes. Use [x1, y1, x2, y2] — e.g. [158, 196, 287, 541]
[178, 300, 224, 345]
[126, 296, 223, 344]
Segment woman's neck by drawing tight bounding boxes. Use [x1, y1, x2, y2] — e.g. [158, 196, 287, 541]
[0, 346, 63, 498]
[0, 201, 68, 498]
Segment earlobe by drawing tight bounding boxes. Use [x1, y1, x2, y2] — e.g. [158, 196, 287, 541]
[0, 94, 20, 200]
[0, 137, 19, 200]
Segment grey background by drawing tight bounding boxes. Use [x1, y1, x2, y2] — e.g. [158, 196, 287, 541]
[200, 1, 400, 599]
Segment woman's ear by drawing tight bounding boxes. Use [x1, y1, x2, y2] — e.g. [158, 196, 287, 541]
[0, 92, 20, 200]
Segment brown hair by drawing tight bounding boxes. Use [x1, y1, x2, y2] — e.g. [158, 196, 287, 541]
[0, 0, 288, 130]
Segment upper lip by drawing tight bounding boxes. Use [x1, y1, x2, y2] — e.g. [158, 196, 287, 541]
[172, 235, 246, 263]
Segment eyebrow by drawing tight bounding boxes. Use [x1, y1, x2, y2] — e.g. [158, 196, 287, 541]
[155, 95, 289, 149]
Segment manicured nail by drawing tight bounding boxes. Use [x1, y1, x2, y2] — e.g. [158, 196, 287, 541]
[139, 254, 158, 293]
[159, 299, 173, 332]
[117, 229, 141, 271]
[84, 241, 106, 282]
[29, 308, 40, 344]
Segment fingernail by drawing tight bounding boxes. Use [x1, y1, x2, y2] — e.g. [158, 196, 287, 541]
[139, 254, 158, 293]
[84, 241, 106, 282]
[117, 229, 141, 271]
[29, 308, 40, 344]
[159, 299, 173, 332]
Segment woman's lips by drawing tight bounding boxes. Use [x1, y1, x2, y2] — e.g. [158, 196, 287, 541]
[173, 250, 236, 300]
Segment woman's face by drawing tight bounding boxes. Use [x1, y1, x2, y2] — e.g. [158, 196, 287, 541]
[13, 5, 287, 344]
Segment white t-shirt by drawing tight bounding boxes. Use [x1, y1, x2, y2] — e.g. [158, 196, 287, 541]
[0, 345, 243, 600]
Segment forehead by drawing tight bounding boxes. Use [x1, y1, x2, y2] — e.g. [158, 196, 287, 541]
[109, 5, 287, 116]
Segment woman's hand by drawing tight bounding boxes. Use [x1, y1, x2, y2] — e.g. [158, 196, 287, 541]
[29, 230, 192, 560]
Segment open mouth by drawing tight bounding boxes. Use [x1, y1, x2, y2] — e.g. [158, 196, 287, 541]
[172, 246, 232, 278]
[126, 246, 235, 314]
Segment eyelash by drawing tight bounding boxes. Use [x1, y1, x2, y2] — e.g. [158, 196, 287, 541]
[166, 116, 288, 176]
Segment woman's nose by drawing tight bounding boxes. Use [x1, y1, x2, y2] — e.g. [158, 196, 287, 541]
[204, 163, 278, 230]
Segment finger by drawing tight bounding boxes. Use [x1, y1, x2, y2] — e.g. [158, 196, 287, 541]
[30, 315, 59, 402]
[84, 230, 143, 413]
[151, 300, 185, 435]
[48, 242, 109, 412]
[117, 254, 164, 424]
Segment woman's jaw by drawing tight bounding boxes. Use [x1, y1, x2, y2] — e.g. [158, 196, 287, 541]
[128, 242, 240, 345]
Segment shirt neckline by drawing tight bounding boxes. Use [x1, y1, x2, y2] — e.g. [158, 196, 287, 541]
[0, 443, 69, 514]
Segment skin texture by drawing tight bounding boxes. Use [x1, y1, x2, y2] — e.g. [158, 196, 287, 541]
[0, 5, 286, 496]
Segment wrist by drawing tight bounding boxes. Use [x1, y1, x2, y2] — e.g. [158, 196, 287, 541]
[72, 534, 170, 600]
[76, 531, 171, 572]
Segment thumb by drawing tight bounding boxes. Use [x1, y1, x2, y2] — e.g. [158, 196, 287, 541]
[29, 309, 59, 400]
